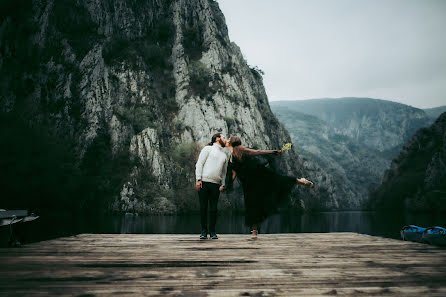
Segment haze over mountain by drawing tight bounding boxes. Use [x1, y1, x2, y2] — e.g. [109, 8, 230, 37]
[272, 98, 430, 153]
[424, 106, 446, 120]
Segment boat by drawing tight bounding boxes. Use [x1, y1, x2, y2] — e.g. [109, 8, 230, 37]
[400, 225, 427, 243]
[401, 225, 446, 246]
[0, 209, 39, 247]
[422, 227, 446, 246]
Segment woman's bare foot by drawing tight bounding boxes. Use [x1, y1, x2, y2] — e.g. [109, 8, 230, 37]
[297, 178, 314, 188]
[251, 229, 258, 239]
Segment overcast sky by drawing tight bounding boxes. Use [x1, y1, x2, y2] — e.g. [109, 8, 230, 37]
[217, 0, 446, 109]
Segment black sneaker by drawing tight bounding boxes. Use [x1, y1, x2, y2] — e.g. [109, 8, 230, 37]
[200, 231, 208, 240]
[210, 232, 218, 239]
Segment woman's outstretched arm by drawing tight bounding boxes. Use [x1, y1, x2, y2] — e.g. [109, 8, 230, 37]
[244, 148, 281, 156]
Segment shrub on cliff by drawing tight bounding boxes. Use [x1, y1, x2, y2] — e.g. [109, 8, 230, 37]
[183, 24, 207, 60]
[114, 105, 157, 134]
[170, 142, 202, 212]
[188, 61, 212, 98]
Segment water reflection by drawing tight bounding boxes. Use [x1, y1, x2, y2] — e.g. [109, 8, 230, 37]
[118, 211, 445, 240]
[3, 211, 445, 246]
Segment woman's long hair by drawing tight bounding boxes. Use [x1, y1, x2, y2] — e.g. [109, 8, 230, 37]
[229, 136, 247, 161]
[207, 132, 222, 146]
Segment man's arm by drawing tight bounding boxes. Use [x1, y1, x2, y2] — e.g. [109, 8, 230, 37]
[195, 146, 210, 181]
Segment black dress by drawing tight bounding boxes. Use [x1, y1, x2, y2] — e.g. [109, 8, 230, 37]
[229, 154, 297, 227]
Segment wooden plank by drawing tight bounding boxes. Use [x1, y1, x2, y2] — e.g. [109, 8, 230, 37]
[0, 233, 445, 296]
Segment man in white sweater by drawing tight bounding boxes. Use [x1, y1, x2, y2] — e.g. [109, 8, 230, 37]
[195, 132, 229, 239]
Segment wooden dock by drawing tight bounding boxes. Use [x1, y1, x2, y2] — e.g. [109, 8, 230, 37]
[0, 233, 445, 296]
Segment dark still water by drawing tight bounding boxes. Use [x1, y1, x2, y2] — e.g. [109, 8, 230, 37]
[2, 210, 445, 246]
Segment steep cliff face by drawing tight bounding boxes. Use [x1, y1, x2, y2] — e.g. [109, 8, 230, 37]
[1, 0, 321, 213]
[368, 112, 446, 211]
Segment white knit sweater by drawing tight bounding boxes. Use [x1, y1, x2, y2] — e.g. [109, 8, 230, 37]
[195, 143, 229, 186]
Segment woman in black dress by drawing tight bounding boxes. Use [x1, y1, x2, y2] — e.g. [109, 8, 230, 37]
[226, 136, 314, 239]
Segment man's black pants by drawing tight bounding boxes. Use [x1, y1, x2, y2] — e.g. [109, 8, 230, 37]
[198, 182, 220, 233]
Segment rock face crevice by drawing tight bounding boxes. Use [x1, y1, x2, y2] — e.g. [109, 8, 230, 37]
[1, 0, 320, 213]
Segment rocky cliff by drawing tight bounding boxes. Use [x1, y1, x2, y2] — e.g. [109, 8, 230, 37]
[368, 112, 446, 211]
[1, 0, 323, 213]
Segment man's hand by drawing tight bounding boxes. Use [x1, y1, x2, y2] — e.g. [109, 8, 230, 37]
[219, 186, 226, 192]
[195, 180, 202, 191]
[273, 150, 282, 155]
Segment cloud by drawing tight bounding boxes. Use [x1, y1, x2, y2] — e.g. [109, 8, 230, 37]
[218, 0, 446, 108]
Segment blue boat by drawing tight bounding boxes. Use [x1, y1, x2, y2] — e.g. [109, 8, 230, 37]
[401, 225, 446, 246]
[400, 225, 427, 243]
[422, 227, 446, 246]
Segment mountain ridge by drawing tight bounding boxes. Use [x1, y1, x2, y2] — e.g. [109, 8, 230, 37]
[424, 105, 446, 120]
[271, 97, 431, 153]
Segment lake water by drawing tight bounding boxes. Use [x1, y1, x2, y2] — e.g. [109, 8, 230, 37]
[2, 210, 445, 246]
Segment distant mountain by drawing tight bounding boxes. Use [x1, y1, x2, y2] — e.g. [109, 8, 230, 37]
[424, 106, 446, 120]
[368, 112, 446, 211]
[271, 98, 433, 208]
[271, 98, 430, 154]
[271, 107, 389, 209]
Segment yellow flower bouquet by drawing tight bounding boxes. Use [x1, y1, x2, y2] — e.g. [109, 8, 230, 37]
[281, 143, 292, 152]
